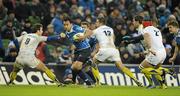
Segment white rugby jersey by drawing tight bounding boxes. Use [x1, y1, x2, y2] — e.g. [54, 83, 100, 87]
[93, 25, 116, 48]
[17, 33, 47, 55]
[142, 26, 165, 51]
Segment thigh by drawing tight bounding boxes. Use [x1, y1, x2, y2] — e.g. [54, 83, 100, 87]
[74, 48, 91, 64]
[145, 53, 161, 66]
[25, 56, 41, 68]
[140, 59, 154, 68]
[108, 49, 121, 62]
[94, 49, 109, 62]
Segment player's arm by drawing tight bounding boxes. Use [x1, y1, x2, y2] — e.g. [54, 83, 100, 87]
[143, 33, 151, 49]
[122, 35, 143, 44]
[12, 35, 24, 50]
[76, 29, 93, 41]
[40, 33, 66, 42]
[91, 43, 100, 57]
[143, 32, 156, 55]
[169, 37, 180, 63]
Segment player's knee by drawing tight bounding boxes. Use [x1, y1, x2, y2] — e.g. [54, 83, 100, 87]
[71, 62, 83, 70]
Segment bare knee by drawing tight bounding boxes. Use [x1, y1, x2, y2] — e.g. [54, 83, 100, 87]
[71, 61, 83, 70]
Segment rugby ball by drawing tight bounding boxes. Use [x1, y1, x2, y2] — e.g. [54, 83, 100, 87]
[73, 33, 84, 41]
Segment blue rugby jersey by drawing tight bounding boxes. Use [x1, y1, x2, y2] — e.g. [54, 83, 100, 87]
[86, 35, 97, 51]
[66, 25, 90, 50]
[174, 30, 180, 45]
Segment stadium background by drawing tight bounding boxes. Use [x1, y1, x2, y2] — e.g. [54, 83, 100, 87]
[0, 0, 180, 96]
[0, 0, 179, 85]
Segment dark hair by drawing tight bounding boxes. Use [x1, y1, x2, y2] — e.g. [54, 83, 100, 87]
[168, 20, 179, 28]
[63, 16, 72, 23]
[134, 15, 144, 24]
[81, 21, 90, 27]
[32, 23, 43, 33]
[97, 17, 106, 24]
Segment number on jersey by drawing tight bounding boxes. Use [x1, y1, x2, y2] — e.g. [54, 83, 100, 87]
[25, 38, 30, 45]
[104, 30, 111, 36]
[154, 30, 159, 36]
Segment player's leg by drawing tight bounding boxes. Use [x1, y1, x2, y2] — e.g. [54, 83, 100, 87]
[35, 60, 62, 86]
[139, 63, 154, 88]
[115, 61, 143, 87]
[71, 61, 92, 86]
[110, 48, 143, 86]
[85, 58, 100, 85]
[91, 66, 100, 85]
[83, 65, 97, 84]
[8, 62, 22, 85]
[139, 60, 167, 88]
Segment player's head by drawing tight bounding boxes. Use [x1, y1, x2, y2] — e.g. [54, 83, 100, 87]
[81, 21, 90, 30]
[32, 23, 43, 35]
[133, 15, 144, 28]
[168, 20, 179, 34]
[95, 17, 106, 27]
[63, 16, 72, 32]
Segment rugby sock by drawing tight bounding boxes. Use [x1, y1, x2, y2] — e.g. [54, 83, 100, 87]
[121, 66, 136, 80]
[44, 69, 59, 83]
[77, 70, 91, 85]
[91, 67, 100, 84]
[144, 73, 153, 85]
[159, 67, 170, 73]
[155, 74, 164, 85]
[71, 69, 78, 83]
[9, 71, 17, 83]
[86, 70, 96, 83]
[141, 68, 162, 75]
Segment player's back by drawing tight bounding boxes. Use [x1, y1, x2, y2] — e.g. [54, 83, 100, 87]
[93, 25, 115, 48]
[143, 26, 164, 51]
[18, 33, 47, 55]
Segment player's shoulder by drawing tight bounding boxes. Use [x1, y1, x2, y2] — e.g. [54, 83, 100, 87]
[143, 26, 155, 30]
[72, 25, 84, 32]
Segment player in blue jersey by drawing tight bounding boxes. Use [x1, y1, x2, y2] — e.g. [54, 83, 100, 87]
[81, 21, 100, 85]
[62, 17, 92, 86]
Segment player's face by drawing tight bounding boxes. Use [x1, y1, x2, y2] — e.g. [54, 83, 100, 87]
[95, 19, 100, 27]
[81, 24, 88, 30]
[168, 25, 176, 34]
[64, 21, 72, 32]
[132, 19, 139, 28]
[37, 27, 43, 35]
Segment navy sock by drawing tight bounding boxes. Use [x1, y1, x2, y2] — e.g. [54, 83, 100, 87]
[77, 70, 91, 85]
[86, 70, 96, 83]
[71, 68, 78, 83]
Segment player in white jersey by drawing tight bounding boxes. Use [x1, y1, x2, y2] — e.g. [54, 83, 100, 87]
[133, 16, 167, 89]
[8, 23, 64, 86]
[86, 17, 143, 86]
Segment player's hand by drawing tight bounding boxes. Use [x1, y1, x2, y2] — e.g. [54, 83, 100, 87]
[148, 49, 156, 56]
[143, 49, 156, 55]
[169, 57, 175, 63]
[60, 32, 66, 38]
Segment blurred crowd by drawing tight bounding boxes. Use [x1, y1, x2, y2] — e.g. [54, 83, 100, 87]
[0, 0, 180, 65]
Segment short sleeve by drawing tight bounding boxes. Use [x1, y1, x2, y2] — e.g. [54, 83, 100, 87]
[17, 35, 24, 42]
[38, 36, 47, 42]
[74, 26, 84, 33]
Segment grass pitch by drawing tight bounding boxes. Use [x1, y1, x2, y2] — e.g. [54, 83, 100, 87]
[0, 85, 179, 96]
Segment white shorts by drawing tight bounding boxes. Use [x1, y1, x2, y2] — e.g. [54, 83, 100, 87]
[95, 48, 121, 62]
[145, 50, 166, 66]
[15, 54, 41, 69]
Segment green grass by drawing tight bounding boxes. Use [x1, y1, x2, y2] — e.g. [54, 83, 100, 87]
[0, 85, 179, 96]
